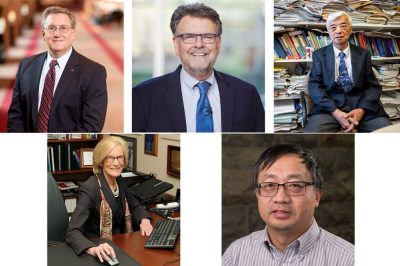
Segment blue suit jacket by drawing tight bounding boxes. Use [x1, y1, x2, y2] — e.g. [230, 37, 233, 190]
[8, 49, 108, 132]
[308, 44, 387, 120]
[132, 65, 265, 132]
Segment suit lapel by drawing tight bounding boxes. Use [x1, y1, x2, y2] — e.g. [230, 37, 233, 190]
[163, 66, 187, 132]
[51, 49, 79, 110]
[30, 52, 47, 127]
[215, 71, 233, 131]
[325, 44, 335, 87]
[350, 44, 361, 86]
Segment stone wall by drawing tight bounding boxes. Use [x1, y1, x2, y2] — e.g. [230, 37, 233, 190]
[222, 134, 354, 253]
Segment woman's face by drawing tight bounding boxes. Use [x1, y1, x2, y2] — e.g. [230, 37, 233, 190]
[102, 145, 125, 179]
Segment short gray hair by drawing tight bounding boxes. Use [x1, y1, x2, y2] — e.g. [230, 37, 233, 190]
[42, 6, 76, 29]
[326, 11, 352, 29]
[170, 3, 222, 36]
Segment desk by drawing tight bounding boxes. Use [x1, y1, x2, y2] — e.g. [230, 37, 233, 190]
[112, 208, 180, 266]
[48, 208, 180, 266]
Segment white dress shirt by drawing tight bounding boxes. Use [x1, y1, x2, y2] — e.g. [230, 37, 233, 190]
[180, 68, 222, 132]
[333, 44, 352, 81]
[38, 47, 73, 110]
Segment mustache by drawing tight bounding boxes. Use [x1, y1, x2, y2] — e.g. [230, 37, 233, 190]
[189, 48, 209, 54]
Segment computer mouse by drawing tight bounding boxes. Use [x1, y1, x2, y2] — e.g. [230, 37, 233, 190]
[105, 257, 119, 266]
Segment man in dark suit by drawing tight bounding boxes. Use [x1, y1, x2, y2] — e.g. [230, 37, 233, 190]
[132, 3, 264, 132]
[8, 6, 107, 132]
[305, 11, 390, 132]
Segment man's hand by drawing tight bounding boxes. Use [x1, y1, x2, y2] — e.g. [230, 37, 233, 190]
[331, 109, 355, 132]
[345, 108, 365, 127]
[86, 243, 116, 263]
[140, 218, 153, 236]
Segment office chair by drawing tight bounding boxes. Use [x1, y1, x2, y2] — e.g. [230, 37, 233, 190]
[47, 172, 69, 243]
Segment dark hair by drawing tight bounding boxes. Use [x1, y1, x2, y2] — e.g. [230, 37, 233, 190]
[170, 3, 222, 36]
[253, 144, 323, 190]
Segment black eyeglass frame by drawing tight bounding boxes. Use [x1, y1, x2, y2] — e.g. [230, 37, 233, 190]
[255, 181, 315, 197]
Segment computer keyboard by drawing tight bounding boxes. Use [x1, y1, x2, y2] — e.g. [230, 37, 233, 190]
[144, 219, 180, 249]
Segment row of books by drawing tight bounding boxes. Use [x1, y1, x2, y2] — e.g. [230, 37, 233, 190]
[47, 143, 88, 172]
[48, 133, 98, 140]
[275, 29, 331, 59]
[275, 29, 400, 59]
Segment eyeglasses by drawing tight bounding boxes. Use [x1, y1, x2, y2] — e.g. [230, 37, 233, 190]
[175, 33, 218, 44]
[255, 181, 315, 197]
[44, 25, 72, 34]
[104, 155, 124, 164]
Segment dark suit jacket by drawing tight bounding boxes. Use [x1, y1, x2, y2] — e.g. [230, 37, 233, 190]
[308, 44, 387, 120]
[66, 173, 149, 255]
[8, 49, 107, 132]
[132, 65, 265, 132]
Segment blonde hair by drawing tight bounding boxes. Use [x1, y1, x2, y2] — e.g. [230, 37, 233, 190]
[93, 136, 129, 173]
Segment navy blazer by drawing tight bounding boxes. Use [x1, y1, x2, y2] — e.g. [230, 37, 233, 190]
[8, 49, 108, 132]
[308, 44, 387, 120]
[66, 173, 149, 255]
[132, 65, 265, 132]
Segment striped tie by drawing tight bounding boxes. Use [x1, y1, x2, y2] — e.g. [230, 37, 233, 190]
[37, 59, 58, 132]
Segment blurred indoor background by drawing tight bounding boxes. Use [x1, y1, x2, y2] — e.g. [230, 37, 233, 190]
[0, 0, 124, 132]
[132, 0, 265, 105]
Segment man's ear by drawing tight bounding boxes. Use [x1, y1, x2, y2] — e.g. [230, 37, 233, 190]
[315, 190, 322, 208]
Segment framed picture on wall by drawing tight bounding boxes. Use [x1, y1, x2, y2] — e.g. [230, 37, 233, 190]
[80, 148, 94, 168]
[110, 134, 137, 172]
[144, 134, 158, 156]
[167, 145, 180, 178]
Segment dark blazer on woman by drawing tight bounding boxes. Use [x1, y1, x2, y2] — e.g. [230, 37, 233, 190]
[66, 173, 149, 255]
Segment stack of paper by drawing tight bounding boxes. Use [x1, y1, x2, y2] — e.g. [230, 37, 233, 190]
[374, 64, 400, 91]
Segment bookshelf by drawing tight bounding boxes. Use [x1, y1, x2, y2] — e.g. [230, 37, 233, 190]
[47, 134, 101, 182]
[274, 20, 400, 132]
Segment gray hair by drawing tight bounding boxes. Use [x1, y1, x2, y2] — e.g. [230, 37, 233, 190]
[253, 144, 323, 191]
[170, 3, 222, 36]
[326, 11, 352, 29]
[41, 6, 76, 29]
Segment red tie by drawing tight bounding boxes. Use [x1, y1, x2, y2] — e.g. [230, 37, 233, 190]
[37, 59, 58, 132]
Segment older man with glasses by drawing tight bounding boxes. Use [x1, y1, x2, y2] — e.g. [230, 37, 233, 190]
[8, 6, 107, 132]
[132, 3, 265, 133]
[223, 144, 354, 266]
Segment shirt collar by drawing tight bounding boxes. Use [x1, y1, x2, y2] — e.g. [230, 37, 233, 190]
[333, 43, 351, 58]
[46, 47, 73, 69]
[263, 218, 320, 256]
[181, 67, 215, 93]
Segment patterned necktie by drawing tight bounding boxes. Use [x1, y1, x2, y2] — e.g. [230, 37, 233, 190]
[37, 59, 58, 132]
[196, 81, 213, 132]
[337, 51, 353, 92]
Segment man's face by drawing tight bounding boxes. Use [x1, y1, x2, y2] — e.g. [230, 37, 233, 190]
[42, 13, 75, 58]
[173, 15, 221, 80]
[256, 154, 322, 237]
[327, 15, 352, 50]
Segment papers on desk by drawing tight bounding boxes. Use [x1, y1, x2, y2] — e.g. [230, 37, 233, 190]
[121, 171, 138, 178]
